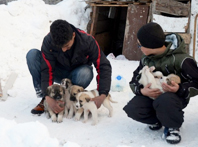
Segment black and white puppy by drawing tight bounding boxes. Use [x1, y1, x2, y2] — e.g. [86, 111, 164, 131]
[44, 84, 65, 123]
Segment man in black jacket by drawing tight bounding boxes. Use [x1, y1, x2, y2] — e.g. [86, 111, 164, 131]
[26, 19, 111, 115]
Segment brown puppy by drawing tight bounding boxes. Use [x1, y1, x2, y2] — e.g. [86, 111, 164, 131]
[44, 84, 65, 123]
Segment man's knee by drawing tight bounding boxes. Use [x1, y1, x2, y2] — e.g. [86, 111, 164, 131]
[71, 65, 93, 88]
[26, 49, 40, 62]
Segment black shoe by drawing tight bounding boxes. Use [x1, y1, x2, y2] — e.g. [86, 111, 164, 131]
[163, 127, 181, 144]
[148, 122, 162, 130]
[31, 98, 45, 115]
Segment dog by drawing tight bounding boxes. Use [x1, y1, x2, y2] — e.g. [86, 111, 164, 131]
[69, 85, 85, 121]
[60, 78, 74, 119]
[75, 90, 117, 125]
[44, 84, 66, 123]
[139, 66, 181, 99]
[60, 79, 85, 120]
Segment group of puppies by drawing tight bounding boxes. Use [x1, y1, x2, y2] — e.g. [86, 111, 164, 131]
[138, 65, 181, 99]
[44, 78, 116, 125]
[43, 65, 181, 124]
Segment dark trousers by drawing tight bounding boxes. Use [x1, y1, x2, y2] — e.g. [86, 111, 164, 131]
[26, 49, 94, 98]
[123, 92, 185, 128]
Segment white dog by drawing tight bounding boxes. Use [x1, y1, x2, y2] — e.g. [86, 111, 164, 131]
[75, 90, 117, 125]
[139, 66, 181, 99]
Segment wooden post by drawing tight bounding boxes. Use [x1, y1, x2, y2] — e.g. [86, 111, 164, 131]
[122, 4, 149, 60]
[90, 6, 99, 37]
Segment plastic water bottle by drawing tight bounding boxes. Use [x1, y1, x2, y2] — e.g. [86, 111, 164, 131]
[111, 75, 126, 92]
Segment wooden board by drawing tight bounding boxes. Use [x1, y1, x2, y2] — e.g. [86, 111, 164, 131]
[152, 0, 190, 16]
[122, 4, 149, 60]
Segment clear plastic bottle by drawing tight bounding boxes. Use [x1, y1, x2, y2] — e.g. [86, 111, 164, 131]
[111, 75, 126, 92]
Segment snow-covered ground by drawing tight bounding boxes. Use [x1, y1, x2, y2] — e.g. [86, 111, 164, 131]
[0, 0, 198, 146]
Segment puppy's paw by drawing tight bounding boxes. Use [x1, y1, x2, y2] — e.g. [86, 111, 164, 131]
[74, 115, 80, 121]
[91, 122, 97, 126]
[57, 117, 63, 123]
[83, 120, 87, 123]
[51, 115, 57, 122]
[108, 114, 112, 117]
[67, 115, 73, 119]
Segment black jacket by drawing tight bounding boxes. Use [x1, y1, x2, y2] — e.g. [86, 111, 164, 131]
[41, 25, 111, 96]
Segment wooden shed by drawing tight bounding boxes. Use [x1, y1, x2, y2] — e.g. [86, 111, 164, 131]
[86, 0, 191, 60]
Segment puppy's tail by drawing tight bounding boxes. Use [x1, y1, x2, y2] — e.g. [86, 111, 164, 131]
[107, 94, 118, 103]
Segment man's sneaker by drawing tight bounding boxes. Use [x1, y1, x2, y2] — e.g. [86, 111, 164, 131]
[148, 122, 162, 130]
[31, 98, 45, 115]
[163, 127, 181, 144]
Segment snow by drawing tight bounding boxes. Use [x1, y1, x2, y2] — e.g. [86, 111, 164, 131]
[0, 0, 198, 147]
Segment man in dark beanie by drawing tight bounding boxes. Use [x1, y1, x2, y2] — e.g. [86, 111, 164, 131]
[123, 22, 198, 144]
[26, 19, 111, 116]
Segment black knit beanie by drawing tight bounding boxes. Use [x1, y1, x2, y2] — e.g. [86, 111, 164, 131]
[137, 22, 165, 49]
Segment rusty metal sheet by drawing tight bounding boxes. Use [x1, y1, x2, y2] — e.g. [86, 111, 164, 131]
[122, 4, 149, 60]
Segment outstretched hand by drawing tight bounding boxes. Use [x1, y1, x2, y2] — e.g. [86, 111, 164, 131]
[45, 96, 64, 114]
[141, 83, 162, 99]
[162, 81, 179, 93]
[91, 94, 106, 109]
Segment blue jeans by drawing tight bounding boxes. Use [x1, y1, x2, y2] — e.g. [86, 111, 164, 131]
[26, 49, 94, 98]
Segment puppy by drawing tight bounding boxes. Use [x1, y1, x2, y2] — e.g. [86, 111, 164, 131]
[44, 84, 65, 123]
[75, 90, 117, 125]
[69, 85, 84, 120]
[139, 66, 181, 99]
[60, 78, 74, 119]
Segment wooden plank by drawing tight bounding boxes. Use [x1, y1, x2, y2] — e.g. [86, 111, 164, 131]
[90, 6, 99, 36]
[152, 0, 190, 16]
[122, 4, 149, 60]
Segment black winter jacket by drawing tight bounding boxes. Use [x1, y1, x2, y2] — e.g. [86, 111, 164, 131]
[41, 25, 111, 96]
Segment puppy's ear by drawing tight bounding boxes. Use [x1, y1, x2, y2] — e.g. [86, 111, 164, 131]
[80, 87, 84, 92]
[46, 86, 51, 96]
[85, 97, 91, 102]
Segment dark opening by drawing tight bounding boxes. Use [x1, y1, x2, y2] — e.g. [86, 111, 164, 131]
[91, 6, 127, 57]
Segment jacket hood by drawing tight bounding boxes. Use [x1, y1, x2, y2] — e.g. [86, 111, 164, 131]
[147, 33, 186, 60]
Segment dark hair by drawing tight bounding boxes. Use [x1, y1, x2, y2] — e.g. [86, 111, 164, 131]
[50, 19, 73, 47]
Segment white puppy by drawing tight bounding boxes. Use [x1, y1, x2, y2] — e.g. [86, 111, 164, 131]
[139, 66, 181, 99]
[75, 90, 117, 125]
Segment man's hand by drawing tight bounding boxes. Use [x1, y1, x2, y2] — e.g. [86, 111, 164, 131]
[162, 81, 179, 93]
[141, 83, 162, 99]
[91, 94, 106, 109]
[45, 96, 64, 114]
